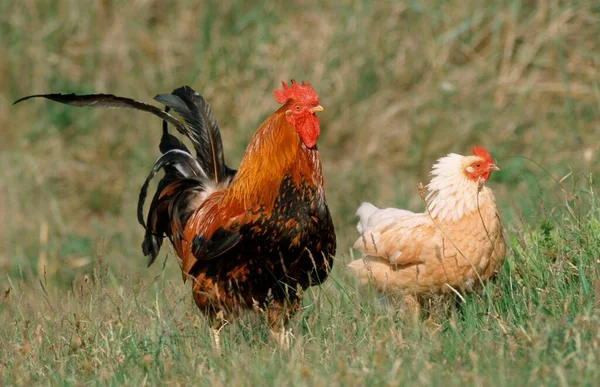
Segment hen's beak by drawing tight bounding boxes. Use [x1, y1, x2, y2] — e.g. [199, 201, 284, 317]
[309, 105, 324, 113]
[489, 164, 500, 172]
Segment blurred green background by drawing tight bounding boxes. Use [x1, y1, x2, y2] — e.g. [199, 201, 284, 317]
[2, 0, 597, 282]
[1, 0, 599, 384]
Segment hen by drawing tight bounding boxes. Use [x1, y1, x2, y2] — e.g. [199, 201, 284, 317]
[348, 147, 505, 307]
[15, 81, 336, 350]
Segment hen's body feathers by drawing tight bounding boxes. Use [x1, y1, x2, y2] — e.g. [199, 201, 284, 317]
[349, 151, 505, 296]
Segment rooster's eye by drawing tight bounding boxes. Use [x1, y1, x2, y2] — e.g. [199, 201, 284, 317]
[476, 163, 481, 167]
[295, 105, 301, 111]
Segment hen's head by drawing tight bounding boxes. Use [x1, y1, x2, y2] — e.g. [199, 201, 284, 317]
[462, 146, 500, 182]
[274, 80, 324, 148]
[426, 146, 500, 222]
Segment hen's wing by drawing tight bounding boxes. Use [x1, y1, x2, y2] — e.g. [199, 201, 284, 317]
[356, 202, 416, 234]
[353, 212, 433, 266]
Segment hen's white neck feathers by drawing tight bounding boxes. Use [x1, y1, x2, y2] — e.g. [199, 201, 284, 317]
[425, 153, 489, 223]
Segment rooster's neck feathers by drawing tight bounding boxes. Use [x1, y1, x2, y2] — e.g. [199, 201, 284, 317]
[225, 109, 323, 209]
[425, 153, 490, 223]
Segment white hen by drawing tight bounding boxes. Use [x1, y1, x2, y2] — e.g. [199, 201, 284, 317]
[348, 146, 505, 298]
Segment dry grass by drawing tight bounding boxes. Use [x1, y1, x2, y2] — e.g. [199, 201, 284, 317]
[1, 0, 600, 385]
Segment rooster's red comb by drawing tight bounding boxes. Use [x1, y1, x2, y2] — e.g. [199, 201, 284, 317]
[273, 79, 319, 105]
[472, 146, 493, 164]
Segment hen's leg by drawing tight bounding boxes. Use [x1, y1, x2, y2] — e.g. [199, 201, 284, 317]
[403, 294, 421, 317]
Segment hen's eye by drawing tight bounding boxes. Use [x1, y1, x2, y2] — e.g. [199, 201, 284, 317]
[295, 105, 301, 111]
[476, 163, 481, 167]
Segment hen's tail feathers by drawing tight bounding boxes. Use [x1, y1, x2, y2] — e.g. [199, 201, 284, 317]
[356, 202, 379, 234]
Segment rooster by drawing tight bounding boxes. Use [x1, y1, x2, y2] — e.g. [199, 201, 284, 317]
[15, 80, 336, 349]
[348, 147, 505, 309]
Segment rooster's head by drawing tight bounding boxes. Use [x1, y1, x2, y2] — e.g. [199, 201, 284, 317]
[274, 80, 324, 148]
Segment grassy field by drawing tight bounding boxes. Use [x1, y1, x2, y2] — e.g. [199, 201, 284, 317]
[1, 0, 600, 385]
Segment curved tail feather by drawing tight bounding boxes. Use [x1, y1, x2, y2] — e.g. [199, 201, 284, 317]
[141, 86, 236, 267]
[154, 86, 228, 184]
[14, 86, 238, 268]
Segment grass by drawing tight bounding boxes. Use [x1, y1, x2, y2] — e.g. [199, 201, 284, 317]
[1, 0, 600, 385]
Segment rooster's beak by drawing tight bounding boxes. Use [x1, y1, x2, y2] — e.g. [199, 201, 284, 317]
[489, 164, 500, 172]
[309, 105, 324, 113]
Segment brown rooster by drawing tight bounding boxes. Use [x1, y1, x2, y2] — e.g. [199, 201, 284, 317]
[348, 147, 505, 311]
[15, 81, 336, 349]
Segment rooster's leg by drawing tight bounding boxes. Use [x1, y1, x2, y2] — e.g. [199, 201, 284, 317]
[266, 300, 299, 350]
[211, 327, 221, 353]
[269, 325, 293, 350]
[211, 327, 224, 353]
[209, 311, 228, 354]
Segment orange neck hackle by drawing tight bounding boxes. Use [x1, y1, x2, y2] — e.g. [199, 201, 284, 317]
[222, 80, 326, 211]
[224, 104, 324, 211]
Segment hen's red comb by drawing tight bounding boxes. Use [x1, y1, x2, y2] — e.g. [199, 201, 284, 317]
[472, 146, 494, 164]
[273, 79, 319, 105]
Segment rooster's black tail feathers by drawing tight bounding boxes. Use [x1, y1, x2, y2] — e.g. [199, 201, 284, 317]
[14, 86, 236, 267]
[142, 86, 237, 266]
